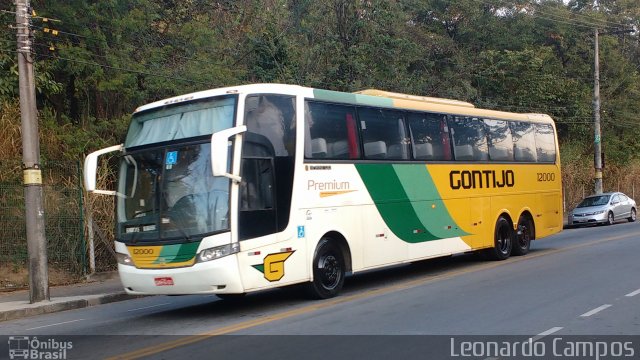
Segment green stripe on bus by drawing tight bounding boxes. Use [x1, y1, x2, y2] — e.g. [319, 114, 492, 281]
[392, 164, 469, 238]
[356, 164, 440, 243]
[154, 241, 200, 263]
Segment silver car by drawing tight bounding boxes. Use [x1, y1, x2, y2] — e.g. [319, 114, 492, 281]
[569, 192, 637, 226]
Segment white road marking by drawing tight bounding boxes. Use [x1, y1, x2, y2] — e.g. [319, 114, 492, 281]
[26, 318, 85, 331]
[126, 303, 171, 312]
[530, 326, 563, 342]
[580, 304, 612, 317]
[625, 289, 640, 297]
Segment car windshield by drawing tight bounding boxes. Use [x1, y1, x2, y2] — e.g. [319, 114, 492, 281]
[577, 195, 610, 208]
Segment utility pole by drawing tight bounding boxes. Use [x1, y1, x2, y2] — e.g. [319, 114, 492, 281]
[15, 0, 49, 302]
[593, 28, 603, 195]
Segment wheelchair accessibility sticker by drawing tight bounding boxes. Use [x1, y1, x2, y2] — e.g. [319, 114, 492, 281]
[166, 151, 178, 165]
[297, 226, 305, 239]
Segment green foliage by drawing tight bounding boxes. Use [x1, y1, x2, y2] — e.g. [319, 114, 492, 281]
[0, 0, 638, 166]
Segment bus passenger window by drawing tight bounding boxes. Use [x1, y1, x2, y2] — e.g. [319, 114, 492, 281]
[305, 101, 360, 159]
[511, 121, 537, 162]
[359, 108, 409, 160]
[484, 119, 514, 161]
[449, 117, 489, 161]
[534, 123, 556, 163]
[407, 113, 451, 161]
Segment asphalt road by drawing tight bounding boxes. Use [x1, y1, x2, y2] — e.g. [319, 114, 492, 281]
[2, 221, 640, 359]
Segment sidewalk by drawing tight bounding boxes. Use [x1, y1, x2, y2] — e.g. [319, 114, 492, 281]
[0, 272, 140, 322]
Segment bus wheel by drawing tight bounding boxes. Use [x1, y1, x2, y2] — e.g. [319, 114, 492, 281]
[307, 238, 345, 299]
[484, 216, 513, 261]
[512, 215, 534, 256]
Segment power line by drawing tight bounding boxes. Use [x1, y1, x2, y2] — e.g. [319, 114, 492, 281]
[472, 0, 629, 30]
[36, 52, 213, 85]
[529, 1, 632, 29]
[0, 48, 213, 86]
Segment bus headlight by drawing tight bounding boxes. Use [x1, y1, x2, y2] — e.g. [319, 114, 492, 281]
[117, 253, 134, 266]
[197, 243, 240, 263]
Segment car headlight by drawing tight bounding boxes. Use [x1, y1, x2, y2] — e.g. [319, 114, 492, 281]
[197, 243, 240, 263]
[116, 253, 134, 266]
[590, 210, 606, 215]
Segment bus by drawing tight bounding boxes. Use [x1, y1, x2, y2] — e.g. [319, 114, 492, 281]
[84, 84, 562, 299]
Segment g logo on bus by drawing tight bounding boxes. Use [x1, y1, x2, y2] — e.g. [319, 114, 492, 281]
[133, 248, 155, 255]
[252, 251, 295, 282]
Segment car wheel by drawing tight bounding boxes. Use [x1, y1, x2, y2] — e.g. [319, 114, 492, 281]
[606, 211, 614, 225]
[628, 208, 636, 222]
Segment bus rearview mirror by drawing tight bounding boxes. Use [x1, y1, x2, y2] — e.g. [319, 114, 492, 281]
[84, 144, 124, 195]
[211, 126, 247, 183]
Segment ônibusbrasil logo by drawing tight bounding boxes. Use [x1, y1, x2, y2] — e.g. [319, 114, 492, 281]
[8, 336, 72, 360]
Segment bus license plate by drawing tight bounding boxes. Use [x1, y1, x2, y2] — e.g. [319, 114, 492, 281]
[154, 277, 174, 286]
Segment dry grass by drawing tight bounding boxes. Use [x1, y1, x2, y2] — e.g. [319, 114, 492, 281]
[0, 263, 78, 290]
[561, 147, 640, 212]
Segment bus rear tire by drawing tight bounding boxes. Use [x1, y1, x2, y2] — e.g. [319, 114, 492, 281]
[512, 215, 534, 256]
[483, 216, 513, 261]
[306, 238, 345, 299]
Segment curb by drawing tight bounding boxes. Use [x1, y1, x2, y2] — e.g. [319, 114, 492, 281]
[0, 292, 141, 322]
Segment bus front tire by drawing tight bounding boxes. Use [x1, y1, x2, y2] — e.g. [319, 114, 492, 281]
[483, 216, 513, 261]
[306, 238, 345, 299]
[512, 215, 534, 256]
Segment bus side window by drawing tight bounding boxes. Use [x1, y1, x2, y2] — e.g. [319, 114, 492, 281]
[534, 123, 556, 163]
[449, 117, 489, 161]
[240, 158, 274, 211]
[407, 112, 451, 161]
[305, 101, 360, 159]
[484, 119, 514, 161]
[359, 107, 409, 160]
[511, 121, 538, 162]
[245, 95, 296, 157]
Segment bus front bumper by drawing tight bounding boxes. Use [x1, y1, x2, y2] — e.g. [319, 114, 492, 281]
[118, 254, 244, 295]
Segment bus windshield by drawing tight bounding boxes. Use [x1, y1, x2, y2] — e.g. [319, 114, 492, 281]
[117, 142, 231, 243]
[116, 96, 237, 243]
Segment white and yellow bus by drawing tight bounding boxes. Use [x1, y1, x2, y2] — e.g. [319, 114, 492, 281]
[84, 84, 562, 299]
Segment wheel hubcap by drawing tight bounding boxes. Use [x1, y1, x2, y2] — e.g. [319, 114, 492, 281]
[320, 254, 340, 289]
[518, 223, 530, 248]
[498, 225, 510, 254]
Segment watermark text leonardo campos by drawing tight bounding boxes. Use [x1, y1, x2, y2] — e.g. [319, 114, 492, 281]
[450, 337, 636, 359]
